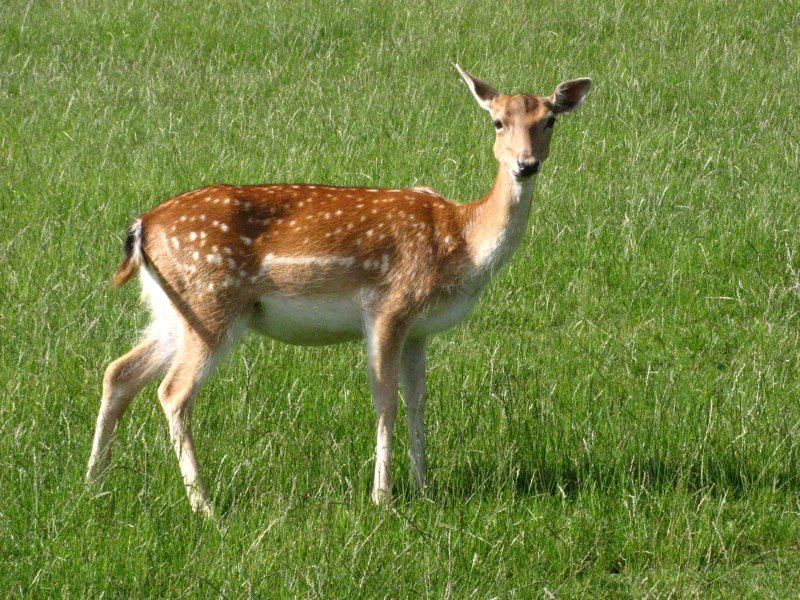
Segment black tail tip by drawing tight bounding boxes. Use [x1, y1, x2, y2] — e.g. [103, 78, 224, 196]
[122, 225, 137, 258]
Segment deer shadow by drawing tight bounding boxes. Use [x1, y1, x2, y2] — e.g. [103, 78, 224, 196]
[398, 453, 800, 503]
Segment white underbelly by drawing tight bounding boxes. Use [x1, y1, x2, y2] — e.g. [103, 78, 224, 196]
[411, 288, 482, 337]
[251, 287, 483, 345]
[252, 294, 364, 345]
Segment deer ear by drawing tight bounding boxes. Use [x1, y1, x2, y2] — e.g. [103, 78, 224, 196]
[455, 64, 499, 112]
[549, 78, 592, 114]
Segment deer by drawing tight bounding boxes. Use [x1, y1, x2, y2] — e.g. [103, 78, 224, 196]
[86, 65, 591, 515]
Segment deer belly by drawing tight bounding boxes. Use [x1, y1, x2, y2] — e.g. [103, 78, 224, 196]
[252, 294, 364, 345]
[410, 288, 481, 336]
[252, 288, 482, 345]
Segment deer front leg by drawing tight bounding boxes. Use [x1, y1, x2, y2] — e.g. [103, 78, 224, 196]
[400, 336, 427, 492]
[364, 312, 408, 505]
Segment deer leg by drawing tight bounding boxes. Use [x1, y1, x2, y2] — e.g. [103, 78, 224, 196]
[364, 312, 408, 505]
[400, 336, 427, 492]
[87, 334, 174, 484]
[157, 325, 237, 517]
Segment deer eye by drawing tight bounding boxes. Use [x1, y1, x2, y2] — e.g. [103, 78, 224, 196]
[545, 116, 557, 129]
[493, 119, 503, 130]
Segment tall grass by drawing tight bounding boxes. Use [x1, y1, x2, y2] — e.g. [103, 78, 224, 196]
[1, 0, 799, 596]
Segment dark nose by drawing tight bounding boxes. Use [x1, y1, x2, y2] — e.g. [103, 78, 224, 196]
[517, 159, 541, 178]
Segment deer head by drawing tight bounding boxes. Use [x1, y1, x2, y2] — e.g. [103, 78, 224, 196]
[456, 65, 591, 181]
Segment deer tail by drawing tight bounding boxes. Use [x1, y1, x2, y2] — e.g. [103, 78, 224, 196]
[112, 219, 145, 288]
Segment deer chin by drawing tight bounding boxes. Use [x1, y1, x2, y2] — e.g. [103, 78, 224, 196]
[509, 167, 539, 182]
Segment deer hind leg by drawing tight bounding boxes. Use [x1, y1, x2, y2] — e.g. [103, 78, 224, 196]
[400, 336, 427, 492]
[365, 311, 409, 505]
[158, 321, 244, 516]
[87, 332, 175, 484]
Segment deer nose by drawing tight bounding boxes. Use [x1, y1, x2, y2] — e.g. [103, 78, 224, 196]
[516, 159, 541, 178]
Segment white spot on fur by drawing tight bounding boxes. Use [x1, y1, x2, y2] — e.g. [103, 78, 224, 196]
[240, 236, 253, 245]
[189, 232, 198, 241]
[220, 223, 229, 232]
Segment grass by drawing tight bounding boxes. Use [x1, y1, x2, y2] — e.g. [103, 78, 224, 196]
[1, 0, 799, 596]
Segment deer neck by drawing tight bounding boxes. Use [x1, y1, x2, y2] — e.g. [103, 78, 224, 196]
[462, 164, 535, 275]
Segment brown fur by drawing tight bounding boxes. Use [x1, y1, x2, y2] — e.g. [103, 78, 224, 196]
[138, 184, 470, 321]
[112, 256, 139, 288]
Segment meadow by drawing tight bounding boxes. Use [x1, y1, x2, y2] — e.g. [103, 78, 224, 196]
[1, 0, 799, 596]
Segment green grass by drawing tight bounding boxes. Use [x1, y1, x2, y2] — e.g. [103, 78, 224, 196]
[2, 0, 799, 596]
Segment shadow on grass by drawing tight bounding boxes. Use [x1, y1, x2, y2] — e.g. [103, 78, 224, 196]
[413, 453, 800, 502]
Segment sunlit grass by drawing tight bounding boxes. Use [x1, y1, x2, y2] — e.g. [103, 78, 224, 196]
[1, 0, 799, 596]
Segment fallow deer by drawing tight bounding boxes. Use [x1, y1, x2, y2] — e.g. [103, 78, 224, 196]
[86, 66, 591, 515]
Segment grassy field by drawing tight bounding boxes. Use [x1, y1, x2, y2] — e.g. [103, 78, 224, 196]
[2, 0, 799, 596]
